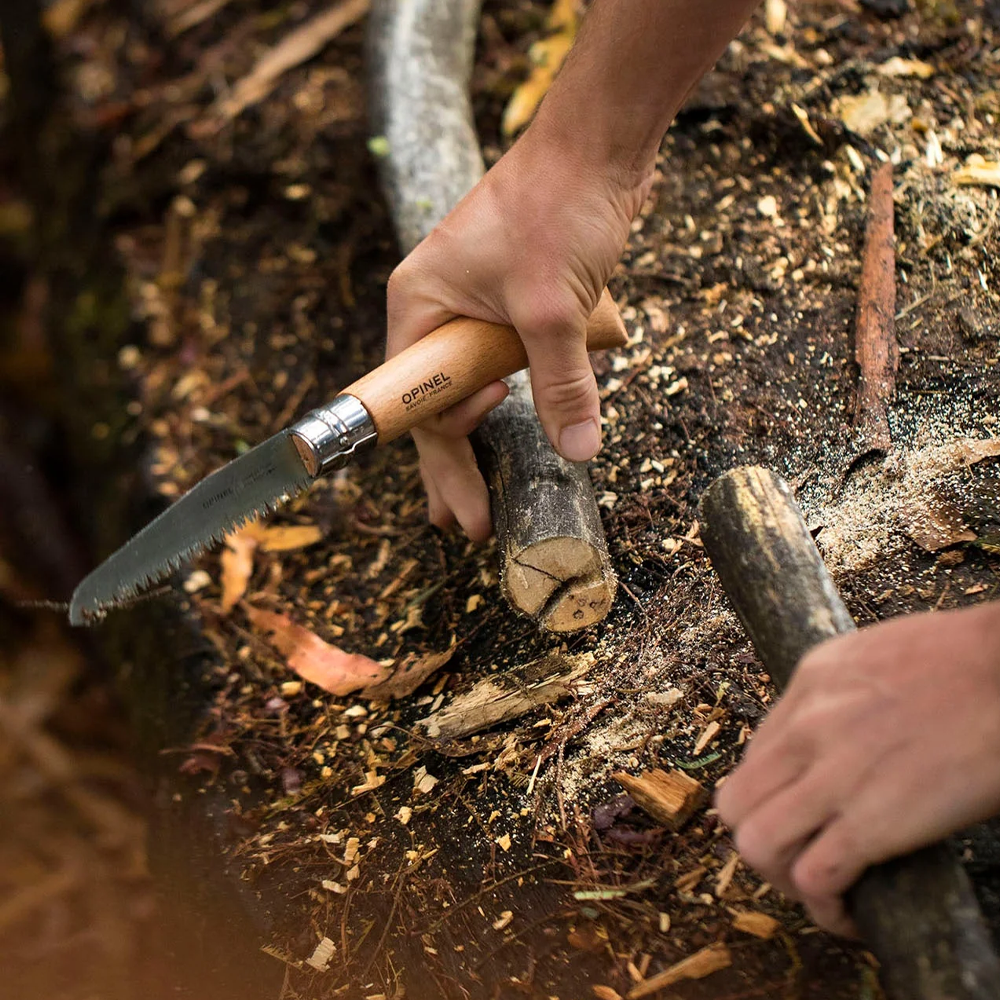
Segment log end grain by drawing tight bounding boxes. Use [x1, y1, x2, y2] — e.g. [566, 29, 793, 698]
[503, 534, 617, 632]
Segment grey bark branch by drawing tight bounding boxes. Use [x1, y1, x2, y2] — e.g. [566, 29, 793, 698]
[366, 0, 616, 631]
[700, 465, 1000, 1000]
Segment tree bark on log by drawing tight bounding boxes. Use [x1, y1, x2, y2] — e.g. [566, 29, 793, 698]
[853, 160, 898, 455]
[366, 0, 616, 631]
[699, 466, 1000, 1000]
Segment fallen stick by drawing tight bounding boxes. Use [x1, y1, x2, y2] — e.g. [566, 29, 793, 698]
[700, 466, 1000, 1000]
[367, 0, 618, 631]
[853, 160, 897, 454]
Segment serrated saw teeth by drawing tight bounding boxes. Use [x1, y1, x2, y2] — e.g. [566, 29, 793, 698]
[68, 431, 314, 626]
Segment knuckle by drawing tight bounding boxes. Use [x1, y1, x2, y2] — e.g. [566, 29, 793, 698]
[387, 257, 423, 303]
[733, 824, 771, 877]
[540, 370, 598, 410]
[515, 285, 586, 340]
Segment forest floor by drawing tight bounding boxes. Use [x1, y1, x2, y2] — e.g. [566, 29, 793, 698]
[3, 0, 1000, 998]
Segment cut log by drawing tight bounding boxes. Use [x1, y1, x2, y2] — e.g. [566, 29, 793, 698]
[477, 370, 617, 630]
[613, 768, 707, 832]
[700, 466, 1000, 1000]
[366, 0, 617, 632]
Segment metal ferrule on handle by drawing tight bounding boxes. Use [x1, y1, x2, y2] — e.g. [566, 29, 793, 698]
[290, 394, 378, 477]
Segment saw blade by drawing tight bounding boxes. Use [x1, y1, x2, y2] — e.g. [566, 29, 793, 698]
[69, 430, 313, 625]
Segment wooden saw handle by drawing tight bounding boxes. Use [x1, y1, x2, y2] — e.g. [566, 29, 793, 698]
[699, 466, 1000, 1000]
[345, 289, 626, 443]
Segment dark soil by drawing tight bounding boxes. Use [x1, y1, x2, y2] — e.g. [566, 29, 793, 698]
[4, 0, 1000, 998]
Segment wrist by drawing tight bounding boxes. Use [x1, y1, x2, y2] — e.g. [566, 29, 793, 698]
[521, 103, 656, 216]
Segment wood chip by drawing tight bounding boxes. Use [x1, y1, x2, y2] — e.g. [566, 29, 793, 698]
[715, 852, 740, 898]
[693, 719, 721, 756]
[674, 866, 707, 893]
[492, 910, 513, 931]
[764, 0, 787, 34]
[626, 943, 731, 999]
[501, 0, 577, 135]
[305, 936, 336, 972]
[419, 653, 592, 739]
[592, 988, 623, 1000]
[614, 768, 707, 831]
[731, 909, 781, 939]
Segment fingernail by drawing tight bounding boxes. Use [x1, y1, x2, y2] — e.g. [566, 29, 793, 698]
[559, 419, 601, 462]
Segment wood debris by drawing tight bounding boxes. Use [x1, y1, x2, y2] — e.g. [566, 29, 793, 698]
[613, 768, 707, 831]
[764, 0, 787, 35]
[731, 909, 781, 939]
[304, 936, 336, 972]
[419, 652, 593, 739]
[592, 987, 623, 1000]
[626, 943, 732, 999]
[715, 851, 740, 897]
[693, 719, 721, 756]
[213, 0, 370, 121]
[953, 155, 1000, 189]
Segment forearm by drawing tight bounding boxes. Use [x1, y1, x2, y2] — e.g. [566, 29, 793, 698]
[533, 0, 761, 179]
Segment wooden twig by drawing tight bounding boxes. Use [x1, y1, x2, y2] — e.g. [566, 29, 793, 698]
[367, 0, 617, 631]
[700, 466, 1000, 1000]
[853, 160, 898, 454]
[212, 0, 370, 122]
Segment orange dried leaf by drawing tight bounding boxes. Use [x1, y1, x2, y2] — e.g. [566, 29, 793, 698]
[363, 646, 455, 700]
[501, 0, 578, 136]
[220, 530, 258, 613]
[247, 607, 390, 695]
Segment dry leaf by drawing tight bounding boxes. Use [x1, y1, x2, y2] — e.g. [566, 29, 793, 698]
[627, 943, 731, 999]
[502, 0, 578, 136]
[901, 438, 1000, 551]
[220, 529, 259, 613]
[247, 607, 389, 695]
[215, 0, 370, 121]
[361, 646, 455, 700]
[953, 154, 1000, 189]
[833, 90, 911, 136]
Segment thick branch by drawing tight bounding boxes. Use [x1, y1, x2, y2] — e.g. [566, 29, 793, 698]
[700, 466, 1000, 1000]
[853, 160, 898, 454]
[366, 0, 616, 631]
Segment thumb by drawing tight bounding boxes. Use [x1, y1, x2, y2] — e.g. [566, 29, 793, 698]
[520, 311, 602, 463]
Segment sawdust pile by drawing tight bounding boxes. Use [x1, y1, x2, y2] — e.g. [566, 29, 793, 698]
[806, 436, 1000, 576]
